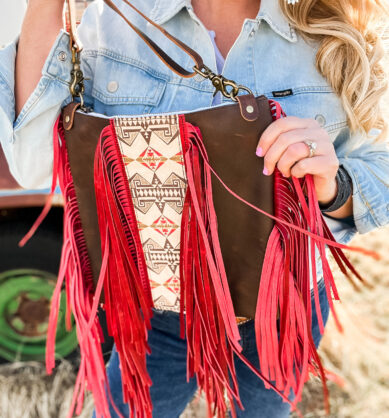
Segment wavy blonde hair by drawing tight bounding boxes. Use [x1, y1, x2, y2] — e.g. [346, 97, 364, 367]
[279, 0, 389, 141]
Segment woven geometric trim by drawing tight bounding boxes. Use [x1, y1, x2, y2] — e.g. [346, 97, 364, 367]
[114, 115, 187, 312]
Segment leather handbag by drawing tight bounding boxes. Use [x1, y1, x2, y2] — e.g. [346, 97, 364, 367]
[22, 1, 374, 417]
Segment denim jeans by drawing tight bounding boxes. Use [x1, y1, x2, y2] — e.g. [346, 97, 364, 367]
[92, 279, 330, 418]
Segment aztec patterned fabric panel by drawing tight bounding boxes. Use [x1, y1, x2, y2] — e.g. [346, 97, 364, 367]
[114, 115, 187, 312]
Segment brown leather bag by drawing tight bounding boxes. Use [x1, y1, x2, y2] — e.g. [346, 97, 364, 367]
[63, 98, 274, 319]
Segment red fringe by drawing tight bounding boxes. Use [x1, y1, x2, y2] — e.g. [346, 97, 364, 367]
[95, 118, 295, 418]
[38, 118, 122, 418]
[93, 122, 154, 418]
[179, 118, 299, 418]
[254, 101, 369, 410]
[178, 100, 376, 416]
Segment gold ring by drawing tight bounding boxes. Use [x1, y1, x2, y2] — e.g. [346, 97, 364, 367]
[303, 140, 317, 158]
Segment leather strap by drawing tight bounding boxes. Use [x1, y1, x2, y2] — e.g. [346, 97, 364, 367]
[66, 0, 83, 52]
[66, 0, 203, 77]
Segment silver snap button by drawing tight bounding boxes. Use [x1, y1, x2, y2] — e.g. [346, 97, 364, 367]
[246, 105, 254, 114]
[249, 30, 255, 38]
[315, 114, 326, 127]
[107, 81, 119, 93]
[58, 51, 67, 62]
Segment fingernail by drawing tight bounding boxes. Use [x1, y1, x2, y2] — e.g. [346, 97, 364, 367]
[256, 147, 263, 157]
[263, 167, 269, 176]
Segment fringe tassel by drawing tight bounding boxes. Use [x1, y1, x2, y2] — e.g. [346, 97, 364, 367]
[179, 100, 378, 416]
[179, 118, 299, 418]
[34, 117, 122, 418]
[253, 101, 370, 411]
[93, 122, 154, 418]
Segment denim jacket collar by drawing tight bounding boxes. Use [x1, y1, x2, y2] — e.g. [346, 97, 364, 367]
[150, 0, 297, 43]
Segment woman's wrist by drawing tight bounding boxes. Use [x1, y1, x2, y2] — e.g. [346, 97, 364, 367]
[316, 177, 338, 206]
[318, 166, 353, 216]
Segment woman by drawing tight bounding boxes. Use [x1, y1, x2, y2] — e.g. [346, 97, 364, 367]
[1, 0, 388, 416]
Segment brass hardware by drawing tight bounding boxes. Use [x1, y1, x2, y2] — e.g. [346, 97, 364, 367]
[65, 115, 70, 123]
[69, 46, 85, 109]
[193, 65, 253, 101]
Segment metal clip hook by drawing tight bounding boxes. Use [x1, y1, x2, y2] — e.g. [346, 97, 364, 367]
[193, 65, 253, 101]
[69, 46, 85, 108]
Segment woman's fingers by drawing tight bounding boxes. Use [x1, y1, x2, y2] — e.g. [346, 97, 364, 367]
[256, 116, 319, 157]
[263, 128, 330, 176]
[290, 155, 339, 179]
[255, 115, 340, 204]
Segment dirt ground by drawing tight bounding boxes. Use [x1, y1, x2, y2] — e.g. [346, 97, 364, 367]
[0, 226, 388, 418]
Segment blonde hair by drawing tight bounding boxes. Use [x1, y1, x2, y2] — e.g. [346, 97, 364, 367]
[279, 0, 389, 141]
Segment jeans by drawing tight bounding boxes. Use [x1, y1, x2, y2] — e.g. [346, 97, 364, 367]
[92, 279, 330, 418]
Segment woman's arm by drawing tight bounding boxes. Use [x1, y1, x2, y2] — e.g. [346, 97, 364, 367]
[15, 0, 65, 115]
[0, 0, 100, 189]
[0, 0, 80, 189]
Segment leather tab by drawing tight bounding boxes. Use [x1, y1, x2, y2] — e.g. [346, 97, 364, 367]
[63, 102, 81, 131]
[236, 94, 259, 122]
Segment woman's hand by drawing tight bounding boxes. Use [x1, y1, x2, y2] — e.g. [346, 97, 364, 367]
[256, 116, 339, 206]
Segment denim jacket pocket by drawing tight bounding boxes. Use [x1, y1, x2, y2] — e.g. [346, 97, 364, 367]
[268, 87, 348, 139]
[90, 52, 167, 115]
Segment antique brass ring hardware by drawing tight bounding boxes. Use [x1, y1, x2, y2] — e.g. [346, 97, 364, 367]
[194, 65, 253, 102]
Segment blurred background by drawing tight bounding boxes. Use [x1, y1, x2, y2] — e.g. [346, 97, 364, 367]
[0, 1, 388, 417]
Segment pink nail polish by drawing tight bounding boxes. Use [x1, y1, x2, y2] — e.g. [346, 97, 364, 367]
[263, 167, 269, 176]
[256, 147, 263, 157]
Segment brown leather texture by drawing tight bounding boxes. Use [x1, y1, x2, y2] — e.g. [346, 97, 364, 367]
[64, 112, 108, 301]
[63, 95, 274, 318]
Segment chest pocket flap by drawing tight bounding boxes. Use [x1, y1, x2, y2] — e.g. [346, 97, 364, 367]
[91, 52, 167, 112]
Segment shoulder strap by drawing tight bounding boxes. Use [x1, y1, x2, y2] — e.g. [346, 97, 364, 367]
[66, 0, 203, 78]
[66, 0, 83, 52]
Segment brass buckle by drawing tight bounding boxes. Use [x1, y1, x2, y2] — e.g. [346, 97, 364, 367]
[193, 65, 253, 101]
[69, 46, 85, 108]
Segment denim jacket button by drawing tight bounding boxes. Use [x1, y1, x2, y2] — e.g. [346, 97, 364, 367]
[107, 81, 119, 93]
[57, 51, 67, 62]
[315, 114, 326, 127]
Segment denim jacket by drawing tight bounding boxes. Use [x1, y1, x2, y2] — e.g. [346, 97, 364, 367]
[0, 0, 388, 245]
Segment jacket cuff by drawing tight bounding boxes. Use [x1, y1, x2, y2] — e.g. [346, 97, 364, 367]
[339, 156, 389, 234]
